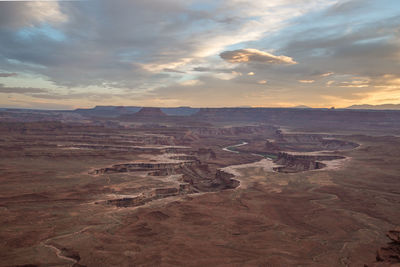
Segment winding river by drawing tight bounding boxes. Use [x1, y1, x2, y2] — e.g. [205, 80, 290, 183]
[222, 141, 248, 153]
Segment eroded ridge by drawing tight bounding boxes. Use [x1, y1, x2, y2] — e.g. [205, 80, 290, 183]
[273, 152, 345, 173]
[94, 132, 359, 209]
[91, 153, 238, 208]
[223, 132, 358, 173]
[367, 227, 400, 266]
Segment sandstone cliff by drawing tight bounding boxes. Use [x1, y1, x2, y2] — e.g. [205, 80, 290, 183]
[366, 227, 400, 266]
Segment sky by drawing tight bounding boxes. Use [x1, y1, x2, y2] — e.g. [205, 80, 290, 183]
[0, 0, 399, 109]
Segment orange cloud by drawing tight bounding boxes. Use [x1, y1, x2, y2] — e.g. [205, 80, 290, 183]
[321, 72, 334, 77]
[220, 49, 297, 64]
[298, 80, 315, 83]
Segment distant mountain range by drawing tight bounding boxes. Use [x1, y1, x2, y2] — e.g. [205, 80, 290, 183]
[346, 104, 400, 110]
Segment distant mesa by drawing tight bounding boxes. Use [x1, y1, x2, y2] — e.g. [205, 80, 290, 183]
[346, 104, 400, 110]
[75, 105, 141, 117]
[135, 107, 167, 117]
[92, 105, 141, 113]
[118, 107, 168, 122]
[235, 105, 253, 108]
[291, 105, 312, 109]
[161, 107, 199, 116]
[74, 106, 199, 117]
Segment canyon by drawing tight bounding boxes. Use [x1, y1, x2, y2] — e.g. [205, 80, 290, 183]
[0, 107, 400, 266]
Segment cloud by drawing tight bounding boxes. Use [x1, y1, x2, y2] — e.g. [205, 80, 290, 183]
[192, 67, 235, 73]
[325, 0, 370, 17]
[179, 79, 202, 86]
[370, 74, 400, 90]
[192, 67, 212, 72]
[326, 80, 334, 86]
[298, 80, 315, 83]
[0, 83, 47, 94]
[339, 84, 369, 88]
[320, 72, 334, 77]
[0, 0, 328, 94]
[0, 1, 67, 29]
[0, 0, 398, 109]
[280, 12, 400, 78]
[0, 73, 17, 77]
[220, 49, 297, 64]
[213, 71, 242, 80]
[163, 68, 186, 74]
[339, 78, 370, 88]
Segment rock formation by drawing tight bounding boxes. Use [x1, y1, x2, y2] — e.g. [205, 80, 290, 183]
[90, 160, 201, 175]
[377, 228, 400, 263]
[273, 152, 328, 173]
[96, 154, 239, 208]
[366, 227, 400, 266]
[134, 107, 167, 117]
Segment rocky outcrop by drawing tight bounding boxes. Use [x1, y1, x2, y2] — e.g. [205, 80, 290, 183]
[182, 131, 200, 142]
[189, 148, 217, 161]
[188, 125, 277, 137]
[273, 152, 332, 173]
[169, 155, 198, 161]
[272, 133, 359, 152]
[106, 185, 195, 208]
[60, 247, 81, 262]
[376, 228, 400, 264]
[107, 196, 147, 207]
[178, 164, 238, 191]
[264, 140, 281, 152]
[215, 169, 240, 189]
[90, 160, 200, 175]
[96, 153, 239, 208]
[366, 227, 400, 266]
[104, 167, 238, 208]
[387, 228, 400, 243]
